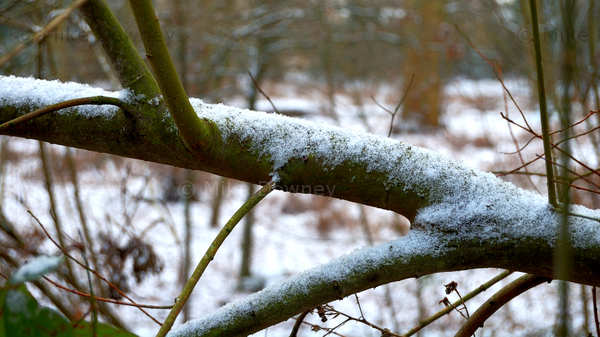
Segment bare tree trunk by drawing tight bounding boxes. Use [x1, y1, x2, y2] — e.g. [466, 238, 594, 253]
[402, 1, 444, 127]
[181, 170, 194, 321]
[238, 41, 266, 288]
[238, 183, 256, 281]
[209, 177, 226, 228]
[358, 206, 399, 332]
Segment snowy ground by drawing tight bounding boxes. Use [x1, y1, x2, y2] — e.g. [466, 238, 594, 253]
[1, 77, 597, 337]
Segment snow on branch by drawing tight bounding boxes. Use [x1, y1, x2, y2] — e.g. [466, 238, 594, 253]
[1, 76, 600, 242]
[0, 75, 134, 118]
[2, 76, 600, 336]
[168, 231, 444, 337]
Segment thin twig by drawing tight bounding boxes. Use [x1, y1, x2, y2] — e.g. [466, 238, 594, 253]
[453, 274, 548, 337]
[499, 111, 600, 181]
[38, 141, 77, 284]
[66, 148, 106, 298]
[550, 110, 597, 136]
[370, 73, 415, 137]
[80, 231, 98, 337]
[248, 71, 280, 114]
[322, 305, 402, 337]
[454, 289, 470, 318]
[42, 276, 173, 309]
[496, 153, 545, 177]
[552, 144, 600, 179]
[528, 0, 557, 206]
[289, 310, 310, 337]
[503, 91, 539, 192]
[0, 0, 88, 68]
[155, 181, 274, 337]
[354, 294, 365, 319]
[0, 96, 131, 130]
[403, 270, 512, 337]
[454, 24, 535, 134]
[300, 321, 346, 337]
[388, 74, 415, 137]
[323, 318, 352, 337]
[593, 287, 600, 337]
[28, 210, 163, 326]
[555, 124, 600, 147]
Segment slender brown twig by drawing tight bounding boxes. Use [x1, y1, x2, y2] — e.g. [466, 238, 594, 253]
[504, 92, 539, 192]
[315, 304, 402, 337]
[42, 276, 173, 309]
[0, 0, 89, 67]
[593, 287, 600, 337]
[155, 181, 274, 337]
[403, 271, 512, 337]
[289, 310, 311, 337]
[454, 24, 535, 134]
[370, 73, 415, 137]
[453, 274, 548, 337]
[0, 96, 131, 130]
[248, 71, 280, 114]
[28, 210, 163, 326]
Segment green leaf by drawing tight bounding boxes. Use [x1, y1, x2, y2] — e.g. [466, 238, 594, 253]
[72, 321, 138, 337]
[3, 285, 72, 337]
[0, 287, 6, 337]
[1, 285, 137, 337]
[9, 255, 63, 285]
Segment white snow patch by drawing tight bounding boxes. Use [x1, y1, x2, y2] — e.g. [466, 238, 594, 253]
[190, 97, 469, 195]
[10, 255, 63, 285]
[188, 97, 600, 249]
[168, 231, 440, 337]
[0, 75, 135, 117]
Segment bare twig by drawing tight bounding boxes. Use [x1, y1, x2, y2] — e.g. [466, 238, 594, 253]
[370, 73, 415, 137]
[38, 141, 77, 283]
[300, 321, 345, 337]
[320, 304, 402, 337]
[248, 71, 280, 114]
[155, 181, 274, 337]
[403, 270, 512, 337]
[42, 276, 173, 309]
[503, 92, 540, 192]
[0, 0, 88, 68]
[454, 24, 535, 134]
[0, 96, 131, 130]
[28, 210, 163, 326]
[499, 112, 600, 181]
[289, 310, 310, 337]
[593, 287, 600, 337]
[454, 274, 548, 337]
[528, 0, 557, 206]
[79, 231, 98, 337]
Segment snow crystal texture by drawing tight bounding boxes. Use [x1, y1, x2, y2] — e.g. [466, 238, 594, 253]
[0, 75, 132, 117]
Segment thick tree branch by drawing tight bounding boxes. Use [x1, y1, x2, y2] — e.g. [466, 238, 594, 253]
[128, 0, 219, 153]
[79, 0, 160, 96]
[1, 77, 600, 336]
[166, 229, 594, 337]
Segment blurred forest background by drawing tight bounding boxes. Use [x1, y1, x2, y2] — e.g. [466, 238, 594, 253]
[1, 0, 600, 336]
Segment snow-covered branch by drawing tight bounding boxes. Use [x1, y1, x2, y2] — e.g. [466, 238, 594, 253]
[168, 204, 600, 337]
[1, 76, 600, 336]
[168, 231, 445, 337]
